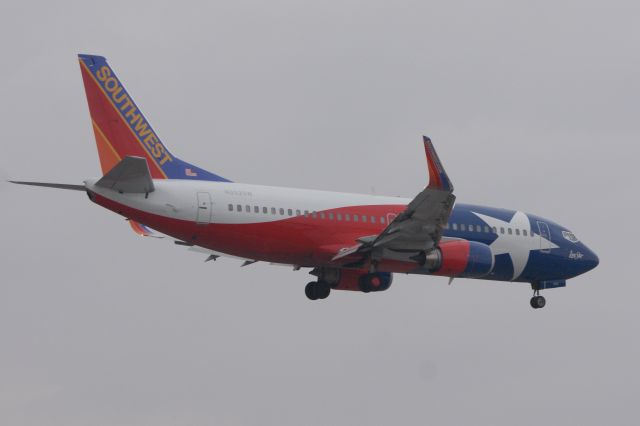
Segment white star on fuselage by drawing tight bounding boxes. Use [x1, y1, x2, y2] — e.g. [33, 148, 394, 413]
[472, 211, 558, 281]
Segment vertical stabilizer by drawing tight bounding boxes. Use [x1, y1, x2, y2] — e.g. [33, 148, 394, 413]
[78, 54, 230, 182]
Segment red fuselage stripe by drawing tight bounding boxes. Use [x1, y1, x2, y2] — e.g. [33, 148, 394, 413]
[92, 193, 417, 268]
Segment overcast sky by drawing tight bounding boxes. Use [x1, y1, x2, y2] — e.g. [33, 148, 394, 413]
[1, 1, 638, 425]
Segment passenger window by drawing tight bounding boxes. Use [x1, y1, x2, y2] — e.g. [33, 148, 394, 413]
[492, 226, 497, 233]
[228, 204, 233, 211]
[279, 208, 285, 215]
[362, 215, 368, 223]
[312, 212, 317, 219]
[500, 227, 505, 234]
[380, 217, 385, 224]
[371, 216, 376, 224]
[353, 215, 359, 222]
[296, 209, 301, 216]
[304, 210, 309, 216]
[337, 213, 342, 221]
[245, 205, 250, 213]
[271, 207, 276, 215]
[508, 228, 513, 235]
[320, 212, 325, 219]
[237, 204, 242, 212]
[288, 209, 293, 216]
[476, 225, 481, 232]
[523, 229, 528, 236]
[263, 207, 268, 214]
[254, 206, 259, 213]
[452, 223, 458, 230]
[461, 224, 466, 231]
[484, 226, 489, 233]
[515, 229, 520, 236]
[345, 214, 350, 221]
[329, 213, 334, 220]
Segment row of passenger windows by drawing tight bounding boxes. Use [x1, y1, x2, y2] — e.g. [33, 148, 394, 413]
[227, 203, 534, 236]
[228, 204, 386, 224]
[445, 222, 534, 237]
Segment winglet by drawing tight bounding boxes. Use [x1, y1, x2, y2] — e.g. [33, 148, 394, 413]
[423, 136, 453, 192]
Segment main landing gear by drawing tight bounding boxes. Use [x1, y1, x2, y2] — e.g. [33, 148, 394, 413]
[304, 268, 394, 301]
[305, 281, 331, 300]
[530, 288, 546, 309]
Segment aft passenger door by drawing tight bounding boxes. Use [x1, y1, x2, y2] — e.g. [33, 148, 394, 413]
[196, 192, 212, 225]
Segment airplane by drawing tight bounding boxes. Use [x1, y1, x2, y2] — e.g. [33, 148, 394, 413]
[10, 54, 599, 309]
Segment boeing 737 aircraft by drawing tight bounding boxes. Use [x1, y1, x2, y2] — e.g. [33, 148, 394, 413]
[11, 54, 599, 309]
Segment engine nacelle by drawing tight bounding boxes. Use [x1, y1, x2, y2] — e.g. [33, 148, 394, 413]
[356, 271, 393, 293]
[314, 268, 393, 293]
[424, 240, 494, 278]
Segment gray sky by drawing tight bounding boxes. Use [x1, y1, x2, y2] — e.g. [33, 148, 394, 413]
[1, 1, 638, 425]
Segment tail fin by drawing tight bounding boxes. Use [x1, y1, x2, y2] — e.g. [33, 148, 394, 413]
[78, 54, 230, 182]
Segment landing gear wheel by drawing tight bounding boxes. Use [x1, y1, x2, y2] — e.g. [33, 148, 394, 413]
[316, 281, 331, 299]
[305, 281, 331, 300]
[530, 295, 546, 309]
[305, 282, 318, 300]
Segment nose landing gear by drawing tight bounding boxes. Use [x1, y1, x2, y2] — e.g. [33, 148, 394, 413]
[530, 287, 546, 309]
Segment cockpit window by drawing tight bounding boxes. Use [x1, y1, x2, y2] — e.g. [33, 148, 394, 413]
[562, 231, 579, 243]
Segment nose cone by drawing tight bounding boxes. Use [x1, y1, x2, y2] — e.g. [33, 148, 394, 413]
[581, 245, 599, 274]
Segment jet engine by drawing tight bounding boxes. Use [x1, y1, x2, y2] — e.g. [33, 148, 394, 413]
[314, 268, 393, 293]
[423, 240, 494, 278]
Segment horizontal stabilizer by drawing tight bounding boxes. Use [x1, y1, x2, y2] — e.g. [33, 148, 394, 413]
[128, 219, 162, 238]
[96, 156, 154, 193]
[9, 181, 85, 191]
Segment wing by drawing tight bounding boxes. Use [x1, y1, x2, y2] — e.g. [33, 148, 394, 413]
[334, 136, 455, 266]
